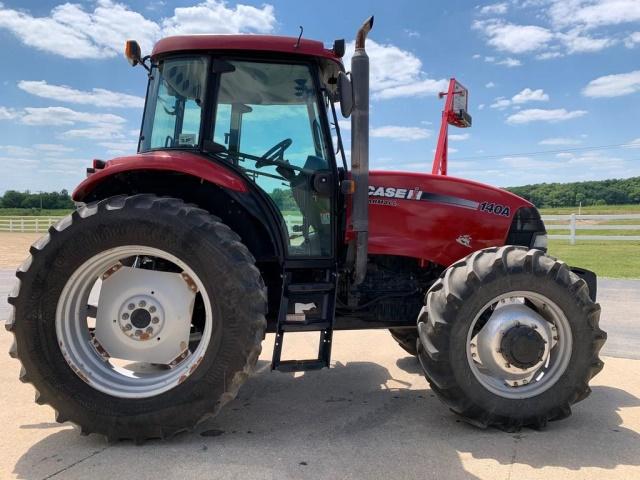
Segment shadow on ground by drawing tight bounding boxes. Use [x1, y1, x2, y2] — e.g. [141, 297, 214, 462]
[12, 357, 640, 479]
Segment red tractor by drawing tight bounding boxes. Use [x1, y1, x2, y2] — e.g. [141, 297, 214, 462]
[7, 17, 605, 441]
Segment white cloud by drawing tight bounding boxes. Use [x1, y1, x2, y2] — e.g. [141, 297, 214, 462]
[548, 0, 640, 30]
[161, 1, 275, 35]
[484, 55, 521, 67]
[512, 88, 549, 103]
[625, 32, 640, 48]
[557, 29, 616, 53]
[370, 126, 431, 141]
[506, 108, 587, 124]
[18, 80, 144, 108]
[472, 53, 481, 59]
[0, 106, 20, 120]
[473, 20, 553, 53]
[536, 51, 563, 60]
[0, 0, 275, 60]
[478, 103, 485, 110]
[0, 145, 34, 156]
[490, 88, 549, 109]
[60, 125, 126, 140]
[344, 39, 447, 100]
[497, 57, 522, 67]
[491, 97, 511, 109]
[449, 133, 470, 141]
[582, 70, 640, 97]
[479, 2, 509, 15]
[539, 137, 582, 145]
[404, 29, 420, 38]
[485, 81, 496, 88]
[625, 138, 640, 148]
[34, 143, 75, 155]
[19, 106, 126, 127]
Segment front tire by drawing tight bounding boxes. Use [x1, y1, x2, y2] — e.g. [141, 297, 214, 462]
[417, 246, 606, 430]
[389, 328, 419, 356]
[7, 195, 267, 441]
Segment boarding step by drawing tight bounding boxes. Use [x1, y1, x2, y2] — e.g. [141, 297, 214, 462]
[271, 268, 337, 372]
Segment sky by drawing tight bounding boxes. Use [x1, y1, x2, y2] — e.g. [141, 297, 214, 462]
[0, 0, 639, 194]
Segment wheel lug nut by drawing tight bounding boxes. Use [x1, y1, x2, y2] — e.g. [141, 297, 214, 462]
[505, 363, 511, 368]
[128, 303, 135, 310]
[135, 329, 143, 336]
[146, 327, 153, 334]
[152, 317, 159, 324]
[139, 300, 146, 308]
[124, 324, 132, 331]
[122, 313, 129, 320]
[149, 306, 156, 313]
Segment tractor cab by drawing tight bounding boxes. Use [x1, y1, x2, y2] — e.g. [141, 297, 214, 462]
[137, 41, 346, 259]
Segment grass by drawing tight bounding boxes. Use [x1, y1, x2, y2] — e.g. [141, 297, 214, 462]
[548, 240, 640, 279]
[540, 205, 640, 278]
[0, 208, 71, 216]
[539, 204, 640, 215]
[0, 204, 638, 277]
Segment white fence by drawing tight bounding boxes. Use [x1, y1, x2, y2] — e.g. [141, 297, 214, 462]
[542, 214, 640, 244]
[0, 216, 63, 233]
[1, 213, 639, 243]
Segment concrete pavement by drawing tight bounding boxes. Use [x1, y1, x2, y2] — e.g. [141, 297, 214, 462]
[1, 271, 639, 479]
[0, 329, 639, 480]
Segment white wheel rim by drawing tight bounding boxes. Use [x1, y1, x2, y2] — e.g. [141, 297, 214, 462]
[56, 246, 213, 399]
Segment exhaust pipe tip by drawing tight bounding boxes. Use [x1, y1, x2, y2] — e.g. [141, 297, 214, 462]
[356, 16, 374, 49]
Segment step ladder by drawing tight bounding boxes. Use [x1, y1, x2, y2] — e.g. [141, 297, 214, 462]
[271, 270, 337, 372]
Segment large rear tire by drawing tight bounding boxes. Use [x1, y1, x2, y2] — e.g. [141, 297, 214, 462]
[7, 195, 267, 441]
[417, 246, 606, 430]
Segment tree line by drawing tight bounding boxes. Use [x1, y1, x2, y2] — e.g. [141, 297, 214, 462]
[2, 176, 640, 211]
[506, 176, 640, 208]
[0, 190, 75, 210]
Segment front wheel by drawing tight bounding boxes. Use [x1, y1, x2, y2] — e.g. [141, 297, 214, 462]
[7, 195, 267, 441]
[417, 246, 606, 430]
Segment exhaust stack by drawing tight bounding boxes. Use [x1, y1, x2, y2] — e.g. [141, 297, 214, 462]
[351, 16, 373, 285]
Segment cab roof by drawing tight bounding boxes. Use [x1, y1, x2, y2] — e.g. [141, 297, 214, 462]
[151, 35, 344, 67]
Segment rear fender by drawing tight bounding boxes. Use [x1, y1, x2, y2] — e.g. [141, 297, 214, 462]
[73, 152, 286, 262]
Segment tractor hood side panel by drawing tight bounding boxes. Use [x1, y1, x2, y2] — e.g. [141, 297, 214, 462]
[357, 171, 533, 267]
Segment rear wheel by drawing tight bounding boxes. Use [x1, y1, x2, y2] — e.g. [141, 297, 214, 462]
[7, 195, 267, 441]
[417, 246, 606, 430]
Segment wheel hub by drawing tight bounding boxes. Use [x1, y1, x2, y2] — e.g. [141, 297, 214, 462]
[116, 296, 164, 341]
[469, 300, 556, 388]
[500, 325, 546, 369]
[94, 266, 197, 363]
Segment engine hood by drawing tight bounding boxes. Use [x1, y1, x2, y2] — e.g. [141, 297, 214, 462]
[348, 170, 534, 267]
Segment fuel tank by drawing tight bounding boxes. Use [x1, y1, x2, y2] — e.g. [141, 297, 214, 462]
[351, 170, 534, 267]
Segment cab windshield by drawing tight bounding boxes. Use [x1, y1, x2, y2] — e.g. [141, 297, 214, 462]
[140, 56, 208, 151]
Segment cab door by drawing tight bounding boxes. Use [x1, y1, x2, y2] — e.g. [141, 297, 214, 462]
[213, 60, 336, 258]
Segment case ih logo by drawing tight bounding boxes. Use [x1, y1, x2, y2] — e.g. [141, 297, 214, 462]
[368, 185, 423, 200]
[368, 185, 482, 212]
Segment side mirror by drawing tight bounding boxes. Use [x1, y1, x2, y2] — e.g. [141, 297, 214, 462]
[337, 72, 353, 118]
[125, 40, 142, 67]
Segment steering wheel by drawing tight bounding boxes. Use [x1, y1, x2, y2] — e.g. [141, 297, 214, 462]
[255, 138, 293, 169]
